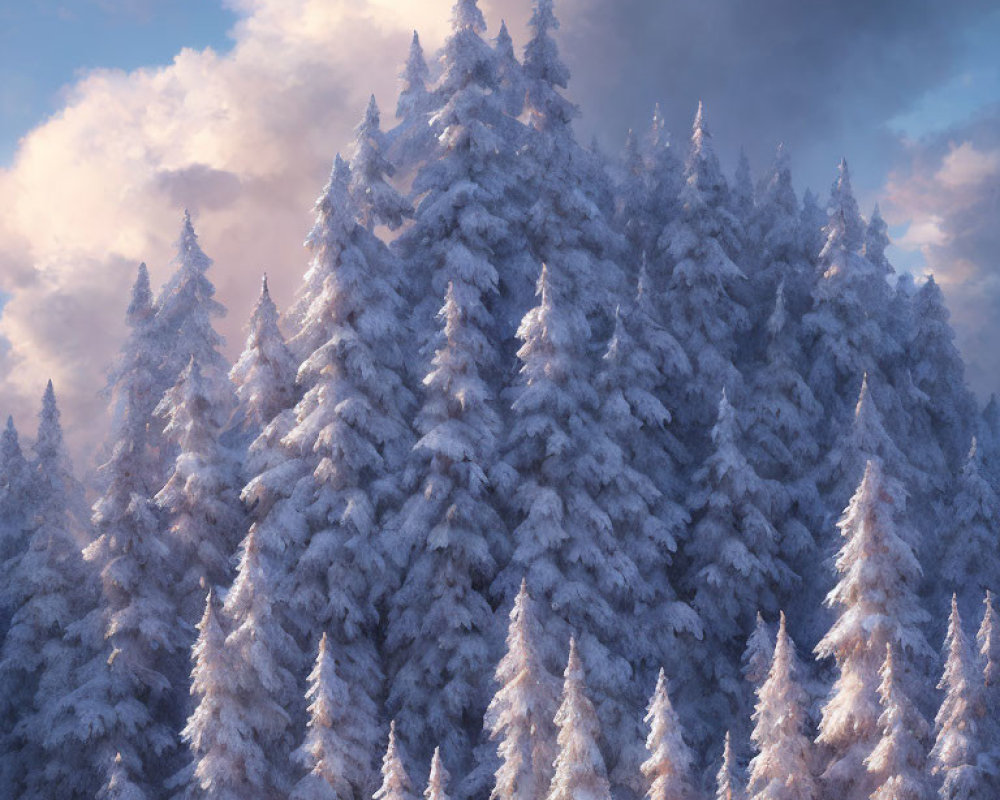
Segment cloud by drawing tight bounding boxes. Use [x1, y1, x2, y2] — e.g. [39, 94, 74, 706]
[885, 104, 1000, 398]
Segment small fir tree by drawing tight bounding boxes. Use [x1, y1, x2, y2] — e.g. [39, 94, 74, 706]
[716, 732, 747, 800]
[641, 669, 696, 800]
[374, 722, 419, 800]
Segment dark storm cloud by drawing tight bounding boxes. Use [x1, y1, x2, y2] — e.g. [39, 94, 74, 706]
[549, 0, 995, 195]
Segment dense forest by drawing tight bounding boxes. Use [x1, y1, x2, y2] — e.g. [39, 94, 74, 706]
[0, 0, 997, 798]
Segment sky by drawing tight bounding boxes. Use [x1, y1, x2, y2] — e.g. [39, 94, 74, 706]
[0, 0, 997, 466]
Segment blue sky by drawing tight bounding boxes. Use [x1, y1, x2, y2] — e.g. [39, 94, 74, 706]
[0, 0, 236, 164]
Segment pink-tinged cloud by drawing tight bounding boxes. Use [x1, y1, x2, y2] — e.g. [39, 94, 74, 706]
[885, 106, 1000, 399]
[0, 0, 532, 469]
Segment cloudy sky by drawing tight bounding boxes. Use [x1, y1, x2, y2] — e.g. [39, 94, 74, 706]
[0, 0, 998, 465]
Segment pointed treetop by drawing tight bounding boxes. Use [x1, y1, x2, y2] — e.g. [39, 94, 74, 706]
[715, 731, 746, 800]
[452, 0, 486, 34]
[827, 157, 864, 252]
[425, 748, 450, 800]
[128, 262, 153, 322]
[979, 590, 1000, 690]
[650, 101, 668, 149]
[405, 30, 428, 83]
[496, 19, 514, 53]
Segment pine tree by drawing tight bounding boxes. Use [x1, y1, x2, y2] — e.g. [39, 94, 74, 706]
[374, 722, 419, 800]
[545, 639, 611, 800]
[815, 460, 933, 800]
[152, 211, 232, 430]
[0, 417, 31, 636]
[485, 580, 560, 800]
[70, 265, 186, 797]
[98, 753, 148, 800]
[351, 94, 411, 233]
[798, 188, 826, 261]
[930, 597, 987, 800]
[747, 612, 816, 800]
[391, 30, 437, 174]
[685, 390, 795, 720]
[494, 20, 525, 117]
[716, 732, 747, 800]
[742, 613, 775, 690]
[292, 632, 372, 800]
[731, 148, 756, 253]
[827, 158, 864, 253]
[229, 275, 296, 444]
[497, 263, 651, 794]
[155, 357, 244, 623]
[866, 644, 933, 800]
[426, 749, 450, 800]
[977, 591, 1000, 789]
[942, 439, 1000, 621]
[385, 279, 505, 775]
[657, 103, 748, 433]
[0, 382, 98, 799]
[641, 669, 696, 800]
[218, 529, 299, 797]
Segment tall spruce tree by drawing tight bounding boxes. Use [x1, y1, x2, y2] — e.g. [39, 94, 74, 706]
[229, 275, 296, 445]
[641, 669, 696, 800]
[350, 94, 411, 233]
[391, 31, 437, 176]
[545, 639, 612, 800]
[385, 279, 505, 776]
[930, 597, 987, 800]
[865, 644, 933, 800]
[977, 592, 1000, 789]
[747, 612, 816, 800]
[484, 580, 560, 800]
[815, 460, 932, 800]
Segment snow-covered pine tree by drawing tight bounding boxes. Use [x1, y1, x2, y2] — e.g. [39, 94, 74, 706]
[520, 0, 623, 336]
[385, 278, 505, 777]
[391, 31, 437, 177]
[942, 439, 1000, 621]
[930, 596, 988, 800]
[742, 613, 775, 690]
[798, 188, 826, 261]
[484, 580, 560, 800]
[802, 162, 898, 435]
[426, 749, 450, 800]
[155, 357, 244, 624]
[546, 639, 611, 800]
[865, 643, 933, 800]
[249, 154, 411, 795]
[815, 460, 933, 800]
[182, 590, 253, 800]
[615, 128, 651, 260]
[730, 148, 756, 263]
[291, 632, 371, 800]
[69, 265, 186, 797]
[218, 529, 299, 797]
[152, 211, 232, 440]
[907, 276, 977, 471]
[494, 20, 525, 117]
[0, 382, 98, 799]
[0, 416, 31, 637]
[685, 389, 795, 724]
[374, 722, 419, 800]
[641, 668, 696, 800]
[657, 103, 748, 435]
[716, 732, 747, 800]
[351, 94, 411, 233]
[497, 262, 653, 795]
[395, 0, 532, 359]
[98, 753, 148, 800]
[644, 103, 683, 254]
[747, 612, 816, 800]
[977, 591, 1000, 790]
[229, 275, 296, 447]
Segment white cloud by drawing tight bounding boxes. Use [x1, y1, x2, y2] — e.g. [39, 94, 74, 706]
[0, 0, 537, 466]
[935, 140, 1000, 187]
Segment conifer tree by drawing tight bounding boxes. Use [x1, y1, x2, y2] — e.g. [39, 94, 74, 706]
[155, 357, 244, 623]
[717, 732, 747, 800]
[229, 275, 296, 444]
[292, 632, 372, 800]
[426, 749, 450, 800]
[498, 263, 653, 793]
[385, 279, 505, 774]
[866, 644, 933, 800]
[863, 204, 892, 278]
[798, 188, 826, 260]
[485, 580, 560, 800]
[0, 416, 31, 635]
[747, 612, 816, 800]
[219, 529, 299, 797]
[815, 460, 933, 800]
[374, 722, 419, 800]
[977, 591, 1000, 789]
[494, 20, 525, 117]
[351, 94, 411, 233]
[153, 211, 232, 427]
[658, 104, 748, 433]
[930, 597, 987, 800]
[392, 30, 436, 173]
[0, 382, 97, 799]
[546, 639, 611, 800]
[72, 265, 186, 797]
[641, 669, 695, 800]
[685, 390, 794, 719]
[827, 159, 864, 253]
[98, 753, 148, 800]
[942, 439, 1000, 620]
[731, 148, 756, 251]
[742, 613, 775, 690]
